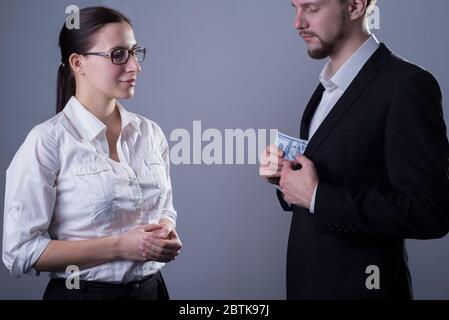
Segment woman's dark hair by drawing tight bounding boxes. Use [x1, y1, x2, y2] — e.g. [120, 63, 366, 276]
[56, 6, 131, 113]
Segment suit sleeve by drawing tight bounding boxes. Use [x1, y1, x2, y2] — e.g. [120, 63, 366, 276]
[276, 188, 294, 212]
[314, 70, 449, 239]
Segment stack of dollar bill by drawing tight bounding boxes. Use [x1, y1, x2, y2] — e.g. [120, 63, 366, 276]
[275, 132, 308, 161]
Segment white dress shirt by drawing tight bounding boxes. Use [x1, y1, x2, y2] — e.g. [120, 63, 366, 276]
[308, 35, 380, 213]
[3, 96, 177, 283]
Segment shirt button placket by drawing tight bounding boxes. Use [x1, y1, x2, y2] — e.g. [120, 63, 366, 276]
[127, 167, 144, 225]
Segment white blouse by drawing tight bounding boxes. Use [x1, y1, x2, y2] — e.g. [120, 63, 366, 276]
[2, 96, 177, 283]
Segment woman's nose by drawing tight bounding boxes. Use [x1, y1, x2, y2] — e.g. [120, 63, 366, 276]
[126, 54, 141, 74]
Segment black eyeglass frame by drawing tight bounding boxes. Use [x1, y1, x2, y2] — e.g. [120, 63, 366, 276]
[82, 46, 146, 65]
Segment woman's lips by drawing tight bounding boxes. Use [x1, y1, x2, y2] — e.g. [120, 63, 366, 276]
[120, 79, 136, 86]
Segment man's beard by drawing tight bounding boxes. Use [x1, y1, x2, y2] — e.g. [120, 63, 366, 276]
[307, 12, 347, 59]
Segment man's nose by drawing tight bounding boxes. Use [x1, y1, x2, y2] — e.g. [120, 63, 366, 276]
[294, 9, 308, 30]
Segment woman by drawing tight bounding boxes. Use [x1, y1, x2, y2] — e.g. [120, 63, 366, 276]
[2, 6, 182, 300]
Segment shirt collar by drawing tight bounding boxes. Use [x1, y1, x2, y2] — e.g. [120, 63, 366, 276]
[63, 96, 141, 142]
[319, 34, 380, 92]
[115, 100, 142, 136]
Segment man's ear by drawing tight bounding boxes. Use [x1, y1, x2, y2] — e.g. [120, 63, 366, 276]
[68, 53, 86, 75]
[348, 0, 368, 21]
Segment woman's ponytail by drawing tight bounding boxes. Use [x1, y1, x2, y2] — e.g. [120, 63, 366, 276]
[56, 63, 75, 114]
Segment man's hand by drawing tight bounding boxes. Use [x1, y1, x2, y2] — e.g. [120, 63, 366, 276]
[259, 145, 285, 185]
[279, 154, 319, 209]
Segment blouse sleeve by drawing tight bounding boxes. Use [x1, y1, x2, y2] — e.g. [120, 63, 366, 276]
[2, 124, 59, 277]
[156, 125, 177, 227]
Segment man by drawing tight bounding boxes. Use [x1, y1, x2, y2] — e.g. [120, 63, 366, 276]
[260, 0, 449, 299]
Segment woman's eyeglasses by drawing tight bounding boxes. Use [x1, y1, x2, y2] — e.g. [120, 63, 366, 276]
[83, 46, 146, 65]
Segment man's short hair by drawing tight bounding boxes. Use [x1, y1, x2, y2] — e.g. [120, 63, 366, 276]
[341, 0, 377, 14]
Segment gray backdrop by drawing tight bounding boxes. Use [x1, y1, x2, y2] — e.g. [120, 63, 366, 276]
[1, 0, 448, 299]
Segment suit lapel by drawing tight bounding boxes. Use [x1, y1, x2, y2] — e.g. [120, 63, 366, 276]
[303, 44, 391, 158]
[300, 84, 325, 140]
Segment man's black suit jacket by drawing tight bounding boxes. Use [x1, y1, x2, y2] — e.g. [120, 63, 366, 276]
[277, 43, 449, 299]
